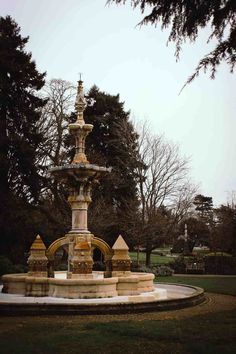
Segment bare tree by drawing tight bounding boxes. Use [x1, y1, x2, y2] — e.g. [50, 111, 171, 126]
[135, 122, 197, 265]
[36, 79, 76, 229]
[38, 79, 76, 169]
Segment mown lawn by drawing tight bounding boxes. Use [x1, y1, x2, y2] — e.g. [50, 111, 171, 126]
[130, 251, 174, 265]
[156, 276, 236, 296]
[0, 310, 235, 354]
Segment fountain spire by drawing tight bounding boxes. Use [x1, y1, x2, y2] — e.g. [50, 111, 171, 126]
[75, 79, 87, 124]
[69, 80, 92, 164]
[50, 79, 111, 278]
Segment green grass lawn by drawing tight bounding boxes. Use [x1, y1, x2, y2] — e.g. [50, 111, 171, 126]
[156, 276, 236, 296]
[0, 310, 235, 354]
[130, 251, 174, 265]
[1, 273, 235, 353]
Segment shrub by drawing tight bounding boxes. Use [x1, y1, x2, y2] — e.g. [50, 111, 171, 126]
[171, 256, 186, 274]
[0, 256, 26, 276]
[136, 265, 159, 277]
[204, 255, 236, 275]
[55, 263, 68, 271]
[13, 264, 27, 273]
[93, 261, 105, 271]
[206, 252, 232, 257]
[157, 266, 174, 276]
[0, 256, 14, 276]
[131, 261, 139, 271]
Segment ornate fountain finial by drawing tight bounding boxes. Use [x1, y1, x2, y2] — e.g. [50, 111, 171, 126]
[75, 78, 87, 124]
[68, 78, 93, 164]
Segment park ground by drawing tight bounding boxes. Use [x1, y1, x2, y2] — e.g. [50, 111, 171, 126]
[0, 276, 236, 354]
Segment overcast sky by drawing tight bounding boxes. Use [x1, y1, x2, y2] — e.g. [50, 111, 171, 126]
[2, 0, 236, 206]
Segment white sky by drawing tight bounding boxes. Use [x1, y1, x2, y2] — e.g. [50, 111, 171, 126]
[2, 0, 236, 206]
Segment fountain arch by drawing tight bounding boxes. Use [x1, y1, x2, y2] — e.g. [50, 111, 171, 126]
[47, 236, 113, 276]
[47, 237, 67, 261]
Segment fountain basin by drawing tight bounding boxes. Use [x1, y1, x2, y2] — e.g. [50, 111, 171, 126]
[2, 272, 155, 299]
[0, 282, 205, 315]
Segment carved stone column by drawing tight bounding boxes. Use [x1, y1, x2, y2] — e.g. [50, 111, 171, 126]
[68, 186, 92, 234]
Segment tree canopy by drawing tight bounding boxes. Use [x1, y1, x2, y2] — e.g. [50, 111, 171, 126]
[85, 85, 140, 244]
[108, 0, 236, 84]
[0, 16, 46, 260]
[0, 15, 46, 203]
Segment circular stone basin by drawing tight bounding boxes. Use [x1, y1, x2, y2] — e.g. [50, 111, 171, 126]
[0, 281, 205, 315]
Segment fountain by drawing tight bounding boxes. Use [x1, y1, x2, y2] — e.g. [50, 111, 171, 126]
[0, 80, 205, 314]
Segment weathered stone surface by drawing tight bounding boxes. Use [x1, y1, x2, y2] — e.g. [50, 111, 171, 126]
[112, 235, 131, 274]
[28, 235, 48, 277]
[112, 235, 129, 251]
[1, 272, 157, 299]
[71, 241, 93, 275]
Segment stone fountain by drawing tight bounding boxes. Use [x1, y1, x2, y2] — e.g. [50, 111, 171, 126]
[2, 80, 155, 299]
[1, 80, 205, 313]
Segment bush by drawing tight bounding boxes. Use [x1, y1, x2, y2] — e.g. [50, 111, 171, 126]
[157, 266, 174, 276]
[131, 261, 140, 271]
[134, 265, 158, 277]
[0, 256, 14, 276]
[206, 252, 232, 257]
[93, 261, 105, 271]
[55, 263, 68, 271]
[204, 255, 236, 275]
[171, 256, 186, 274]
[0, 256, 26, 276]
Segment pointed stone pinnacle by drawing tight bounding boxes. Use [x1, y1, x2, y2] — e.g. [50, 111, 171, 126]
[30, 234, 46, 250]
[112, 235, 129, 250]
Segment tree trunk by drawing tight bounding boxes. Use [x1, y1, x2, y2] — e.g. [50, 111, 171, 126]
[145, 246, 152, 267]
[137, 245, 140, 266]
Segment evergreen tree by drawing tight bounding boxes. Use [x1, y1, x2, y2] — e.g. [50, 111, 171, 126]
[0, 16, 46, 202]
[193, 194, 213, 221]
[212, 204, 236, 255]
[84, 86, 140, 244]
[109, 0, 236, 84]
[0, 16, 46, 259]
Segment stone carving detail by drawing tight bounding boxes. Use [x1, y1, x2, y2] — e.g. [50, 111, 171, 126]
[71, 241, 93, 276]
[28, 235, 48, 277]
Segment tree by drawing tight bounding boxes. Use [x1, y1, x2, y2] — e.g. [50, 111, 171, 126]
[0, 16, 46, 202]
[39, 79, 76, 168]
[36, 79, 76, 244]
[211, 204, 236, 255]
[108, 0, 236, 84]
[85, 86, 140, 245]
[0, 16, 46, 260]
[193, 194, 213, 221]
[135, 123, 196, 265]
[179, 217, 210, 251]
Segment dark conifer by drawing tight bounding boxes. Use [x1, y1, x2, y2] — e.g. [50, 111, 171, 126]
[0, 16, 46, 203]
[85, 85, 140, 243]
[0, 16, 46, 260]
[108, 0, 236, 84]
